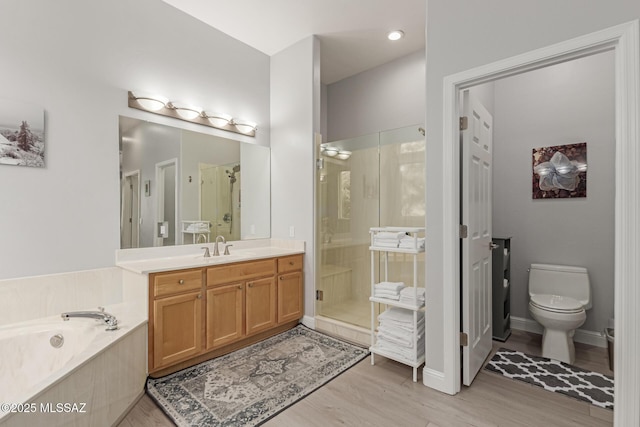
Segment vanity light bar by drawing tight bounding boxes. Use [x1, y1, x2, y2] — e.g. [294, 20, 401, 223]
[127, 91, 257, 137]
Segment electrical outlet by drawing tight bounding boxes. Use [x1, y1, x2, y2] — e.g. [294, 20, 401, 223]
[289, 226, 295, 237]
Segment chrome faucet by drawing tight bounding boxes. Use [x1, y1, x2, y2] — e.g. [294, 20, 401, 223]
[201, 246, 211, 257]
[61, 307, 118, 331]
[196, 234, 207, 244]
[213, 235, 226, 256]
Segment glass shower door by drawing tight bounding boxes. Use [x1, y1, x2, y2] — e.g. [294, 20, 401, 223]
[316, 125, 425, 330]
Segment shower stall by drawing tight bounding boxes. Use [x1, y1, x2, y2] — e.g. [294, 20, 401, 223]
[200, 162, 241, 241]
[315, 125, 425, 340]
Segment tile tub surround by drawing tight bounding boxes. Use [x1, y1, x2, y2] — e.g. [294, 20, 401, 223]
[0, 268, 147, 426]
[0, 267, 125, 327]
[116, 238, 305, 274]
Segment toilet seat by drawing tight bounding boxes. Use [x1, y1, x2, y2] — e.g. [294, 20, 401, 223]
[530, 294, 584, 314]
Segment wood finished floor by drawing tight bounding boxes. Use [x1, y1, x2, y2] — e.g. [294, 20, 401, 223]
[118, 329, 613, 427]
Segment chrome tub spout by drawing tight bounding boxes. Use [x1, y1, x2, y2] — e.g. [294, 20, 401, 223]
[61, 307, 118, 331]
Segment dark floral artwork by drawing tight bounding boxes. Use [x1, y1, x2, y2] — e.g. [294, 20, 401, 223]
[532, 142, 587, 199]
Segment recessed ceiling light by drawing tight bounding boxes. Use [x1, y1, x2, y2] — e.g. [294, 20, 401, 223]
[387, 30, 404, 41]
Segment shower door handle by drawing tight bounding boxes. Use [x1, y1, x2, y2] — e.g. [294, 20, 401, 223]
[489, 242, 499, 250]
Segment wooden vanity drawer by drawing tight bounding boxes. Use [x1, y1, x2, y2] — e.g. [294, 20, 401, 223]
[207, 259, 276, 287]
[278, 254, 303, 274]
[153, 270, 203, 298]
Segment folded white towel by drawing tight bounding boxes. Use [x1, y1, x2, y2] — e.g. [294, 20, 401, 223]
[372, 242, 399, 249]
[379, 317, 425, 333]
[375, 338, 425, 361]
[375, 281, 406, 291]
[373, 292, 400, 301]
[375, 231, 407, 240]
[399, 287, 426, 305]
[378, 326, 424, 345]
[378, 307, 424, 325]
[400, 287, 425, 297]
[398, 237, 425, 249]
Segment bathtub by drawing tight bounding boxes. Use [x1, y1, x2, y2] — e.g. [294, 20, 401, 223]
[0, 303, 146, 427]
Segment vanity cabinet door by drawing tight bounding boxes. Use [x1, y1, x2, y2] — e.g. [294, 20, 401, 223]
[277, 271, 303, 324]
[206, 282, 244, 350]
[245, 276, 276, 336]
[153, 291, 203, 369]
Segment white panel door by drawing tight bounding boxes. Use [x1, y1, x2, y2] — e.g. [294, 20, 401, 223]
[462, 90, 494, 386]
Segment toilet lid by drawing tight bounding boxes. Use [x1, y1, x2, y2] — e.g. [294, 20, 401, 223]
[530, 294, 584, 313]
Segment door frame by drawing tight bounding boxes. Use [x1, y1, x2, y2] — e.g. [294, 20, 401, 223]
[122, 169, 141, 248]
[155, 158, 179, 247]
[437, 20, 639, 425]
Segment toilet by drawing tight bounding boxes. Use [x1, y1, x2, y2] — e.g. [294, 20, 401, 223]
[528, 263, 591, 364]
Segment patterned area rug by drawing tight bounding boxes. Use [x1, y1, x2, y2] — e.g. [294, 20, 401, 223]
[485, 348, 613, 410]
[147, 325, 368, 426]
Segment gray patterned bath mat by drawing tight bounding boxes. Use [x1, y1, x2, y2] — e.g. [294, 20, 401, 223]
[147, 325, 368, 426]
[485, 348, 613, 409]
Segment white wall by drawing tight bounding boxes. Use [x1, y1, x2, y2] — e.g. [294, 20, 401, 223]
[270, 36, 320, 318]
[425, 0, 640, 392]
[327, 50, 425, 141]
[492, 51, 615, 334]
[0, 0, 270, 279]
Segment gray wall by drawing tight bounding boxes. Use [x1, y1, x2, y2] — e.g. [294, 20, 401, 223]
[0, 0, 270, 279]
[492, 51, 615, 334]
[425, 0, 640, 378]
[327, 50, 425, 141]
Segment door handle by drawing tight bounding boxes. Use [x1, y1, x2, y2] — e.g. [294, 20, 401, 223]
[489, 243, 499, 250]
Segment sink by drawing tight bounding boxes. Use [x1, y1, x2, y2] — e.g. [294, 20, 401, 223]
[192, 252, 255, 262]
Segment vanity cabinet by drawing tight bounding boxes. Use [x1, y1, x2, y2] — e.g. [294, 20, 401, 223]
[149, 269, 204, 370]
[148, 254, 304, 374]
[277, 255, 304, 324]
[206, 258, 277, 348]
[205, 282, 244, 349]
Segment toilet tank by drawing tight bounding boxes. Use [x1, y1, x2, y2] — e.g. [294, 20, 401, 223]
[528, 263, 591, 309]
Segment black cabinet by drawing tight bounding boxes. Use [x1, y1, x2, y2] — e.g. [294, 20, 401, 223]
[492, 237, 511, 341]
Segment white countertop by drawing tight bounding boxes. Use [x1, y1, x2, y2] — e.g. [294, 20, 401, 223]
[116, 239, 305, 275]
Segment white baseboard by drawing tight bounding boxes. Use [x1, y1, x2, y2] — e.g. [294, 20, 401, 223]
[422, 367, 457, 395]
[510, 316, 607, 348]
[301, 315, 315, 329]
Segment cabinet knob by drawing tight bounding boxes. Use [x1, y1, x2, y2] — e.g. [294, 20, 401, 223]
[178, 279, 185, 284]
[248, 282, 253, 288]
[197, 294, 202, 299]
[237, 285, 242, 290]
[280, 276, 284, 280]
[289, 261, 294, 265]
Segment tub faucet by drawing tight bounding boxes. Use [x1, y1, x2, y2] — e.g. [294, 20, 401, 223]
[61, 307, 118, 331]
[213, 235, 226, 256]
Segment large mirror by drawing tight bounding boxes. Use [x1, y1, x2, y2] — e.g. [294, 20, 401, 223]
[119, 116, 270, 248]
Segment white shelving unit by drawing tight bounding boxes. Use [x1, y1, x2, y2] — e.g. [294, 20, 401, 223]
[369, 226, 425, 382]
[181, 220, 211, 244]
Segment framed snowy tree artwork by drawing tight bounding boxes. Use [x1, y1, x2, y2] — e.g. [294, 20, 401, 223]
[532, 142, 587, 199]
[0, 99, 45, 167]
